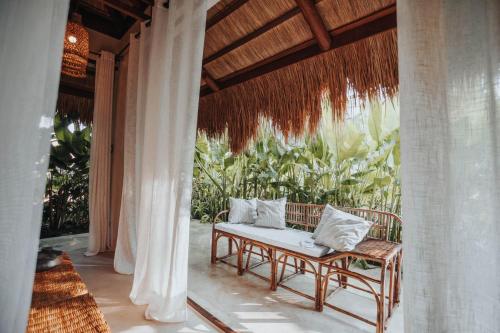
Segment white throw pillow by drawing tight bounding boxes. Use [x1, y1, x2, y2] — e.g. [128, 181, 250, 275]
[228, 198, 257, 224]
[254, 198, 287, 229]
[312, 204, 364, 239]
[313, 206, 373, 251]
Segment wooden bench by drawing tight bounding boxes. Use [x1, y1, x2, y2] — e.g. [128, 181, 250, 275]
[211, 203, 402, 333]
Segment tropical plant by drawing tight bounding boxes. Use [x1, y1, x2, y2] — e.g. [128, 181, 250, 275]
[191, 98, 401, 236]
[41, 115, 91, 238]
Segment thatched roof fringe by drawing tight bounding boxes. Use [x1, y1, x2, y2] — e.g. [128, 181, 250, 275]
[198, 29, 398, 153]
[56, 93, 94, 124]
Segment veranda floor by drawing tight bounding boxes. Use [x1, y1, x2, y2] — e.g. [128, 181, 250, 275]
[40, 220, 404, 333]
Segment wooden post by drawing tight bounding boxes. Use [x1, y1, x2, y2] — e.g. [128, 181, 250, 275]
[109, 51, 126, 250]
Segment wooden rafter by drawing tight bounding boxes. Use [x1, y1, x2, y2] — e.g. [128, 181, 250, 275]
[202, 69, 221, 92]
[103, 0, 150, 21]
[206, 0, 248, 30]
[201, 4, 396, 97]
[203, 6, 302, 65]
[295, 0, 331, 51]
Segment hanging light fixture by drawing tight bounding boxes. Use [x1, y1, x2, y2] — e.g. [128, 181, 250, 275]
[61, 14, 89, 78]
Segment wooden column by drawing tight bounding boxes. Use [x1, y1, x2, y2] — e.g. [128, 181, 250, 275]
[109, 51, 128, 250]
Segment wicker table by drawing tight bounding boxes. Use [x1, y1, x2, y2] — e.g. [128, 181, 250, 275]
[26, 254, 110, 333]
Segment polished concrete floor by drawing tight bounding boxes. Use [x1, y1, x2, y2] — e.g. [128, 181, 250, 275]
[40, 221, 404, 333]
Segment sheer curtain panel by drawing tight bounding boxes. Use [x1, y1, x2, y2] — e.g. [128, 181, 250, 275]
[86, 51, 115, 256]
[128, 0, 207, 322]
[0, 1, 69, 331]
[399, 0, 500, 332]
[115, 32, 141, 274]
[114, 23, 152, 274]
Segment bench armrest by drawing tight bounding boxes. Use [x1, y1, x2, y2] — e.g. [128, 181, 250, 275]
[213, 210, 229, 224]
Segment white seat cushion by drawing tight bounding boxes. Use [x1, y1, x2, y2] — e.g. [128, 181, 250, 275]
[215, 222, 332, 257]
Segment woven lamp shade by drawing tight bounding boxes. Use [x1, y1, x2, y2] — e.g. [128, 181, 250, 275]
[62, 21, 89, 78]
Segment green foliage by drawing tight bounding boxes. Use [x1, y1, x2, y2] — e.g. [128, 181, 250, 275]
[41, 115, 91, 238]
[191, 99, 401, 224]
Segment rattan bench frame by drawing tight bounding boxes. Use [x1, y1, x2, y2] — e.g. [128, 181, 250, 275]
[210, 203, 402, 333]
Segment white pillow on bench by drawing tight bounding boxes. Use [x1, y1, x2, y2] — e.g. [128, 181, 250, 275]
[313, 205, 373, 251]
[312, 205, 363, 239]
[254, 197, 287, 229]
[228, 198, 257, 224]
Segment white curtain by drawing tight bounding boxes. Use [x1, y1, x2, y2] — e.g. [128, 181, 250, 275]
[115, 31, 142, 274]
[86, 51, 115, 256]
[399, 0, 500, 332]
[127, 0, 207, 322]
[0, 1, 69, 331]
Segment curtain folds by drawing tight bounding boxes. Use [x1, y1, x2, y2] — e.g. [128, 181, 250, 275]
[115, 0, 206, 322]
[399, 0, 500, 332]
[114, 23, 152, 274]
[86, 51, 115, 256]
[115, 32, 142, 274]
[130, 0, 206, 321]
[0, 1, 69, 331]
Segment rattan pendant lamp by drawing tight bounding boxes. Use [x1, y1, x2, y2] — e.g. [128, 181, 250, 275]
[61, 13, 89, 78]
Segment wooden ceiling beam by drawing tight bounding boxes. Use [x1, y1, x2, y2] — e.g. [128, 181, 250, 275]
[295, 0, 331, 51]
[201, 4, 396, 97]
[59, 79, 94, 99]
[203, 6, 302, 65]
[103, 0, 150, 21]
[206, 0, 248, 30]
[202, 69, 221, 92]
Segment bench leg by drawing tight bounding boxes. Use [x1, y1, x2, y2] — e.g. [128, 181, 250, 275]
[394, 250, 402, 304]
[228, 237, 233, 255]
[237, 241, 245, 275]
[388, 258, 395, 318]
[315, 264, 324, 311]
[299, 259, 306, 274]
[245, 244, 254, 271]
[341, 258, 348, 288]
[279, 255, 288, 283]
[270, 248, 277, 291]
[378, 263, 387, 333]
[210, 230, 218, 264]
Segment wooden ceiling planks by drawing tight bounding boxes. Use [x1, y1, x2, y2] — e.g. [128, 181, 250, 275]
[200, 0, 397, 97]
[103, 0, 150, 21]
[201, 2, 397, 96]
[206, 0, 250, 30]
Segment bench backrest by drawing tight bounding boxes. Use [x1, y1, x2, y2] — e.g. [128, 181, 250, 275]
[285, 203, 402, 243]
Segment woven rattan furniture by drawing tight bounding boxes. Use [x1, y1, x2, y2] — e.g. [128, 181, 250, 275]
[27, 254, 110, 333]
[211, 203, 402, 333]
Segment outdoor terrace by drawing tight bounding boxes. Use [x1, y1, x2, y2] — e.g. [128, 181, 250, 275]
[41, 220, 404, 333]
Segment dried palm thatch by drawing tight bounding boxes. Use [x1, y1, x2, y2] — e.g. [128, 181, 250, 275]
[57, 93, 94, 123]
[198, 29, 398, 153]
[56, 72, 95, 123]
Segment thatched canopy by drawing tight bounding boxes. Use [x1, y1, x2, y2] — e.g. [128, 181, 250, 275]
[57, 72, 95, 123]
[55, 0, 398, 151]
[198, 0, 398, 152]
